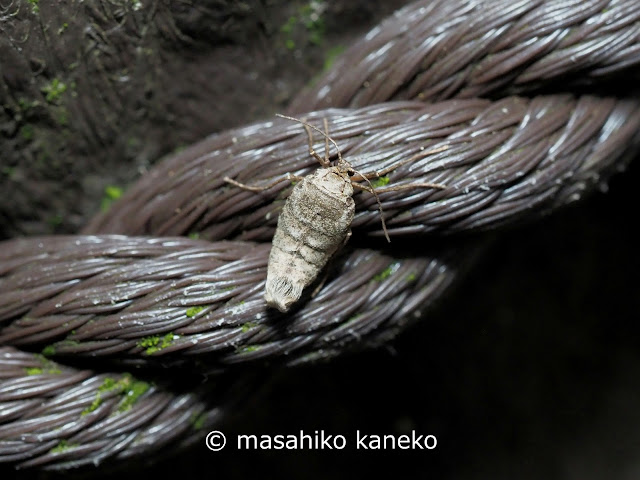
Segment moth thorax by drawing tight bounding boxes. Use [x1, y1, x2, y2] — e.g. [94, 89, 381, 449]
[313, 168, 354, 197]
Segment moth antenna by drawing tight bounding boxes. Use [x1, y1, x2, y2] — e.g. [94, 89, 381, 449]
[277, 113, 391, 242]
[276, 113, 344, 164]
[351, 166, 392, 243]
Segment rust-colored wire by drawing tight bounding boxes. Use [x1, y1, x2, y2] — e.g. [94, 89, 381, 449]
[2, 0, 640, 471]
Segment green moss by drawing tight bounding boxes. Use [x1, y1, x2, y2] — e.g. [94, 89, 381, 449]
[105, 185, 123, 199]
[323, 45, 345, 71]
[406, 272, 417, 282]
[82, 392, 102, 415]
[280, 2, 326, 50]
[280, 16, 296, 34]
[190, 412, 207, 430]
[118, 378, 150, 411]
[25, 363, 61, 375]
[50, 440, 76, 454]
[18, 98, 39, 111]
[84, 376, 132, 414]
[98, 377, 118, 392]
[138, 336, 159, 349]
[137, 332, 178, 355]
[186, 306, 204, 317]
[57, 22, 68, 35]
[42, 345, 56, 357]
[240, 345, 259, 353]
[371, 176, 390, 188]
[300, 2, 325, 45]
[27, 0, 39, 13]
[47, 213, 63, 226]
[188, 232, 200, 240]
[373, 262, 400, 282]
[42, 78, 67, 103]
[241, 322, 257, 333]
[86, 374, 150, 414]
[1, 166, 16, 179]
[20, 124, 34, 140]
[100, 185, 124, 211]
[126, 136, 140, 148]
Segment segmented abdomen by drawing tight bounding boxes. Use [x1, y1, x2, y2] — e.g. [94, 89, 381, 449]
[265, 175, 355, 312]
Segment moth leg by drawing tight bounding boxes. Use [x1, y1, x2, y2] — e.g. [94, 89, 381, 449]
[370, 181, 446, 193]
[351, 183, 391, 242]
[323, 118, 330, 165]
[304, 123, 331, 168]
[350, 145, 449, 182]
[223, 173, 298, 192]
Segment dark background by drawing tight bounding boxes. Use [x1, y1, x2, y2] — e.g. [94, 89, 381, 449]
[1, 1, 639, 478]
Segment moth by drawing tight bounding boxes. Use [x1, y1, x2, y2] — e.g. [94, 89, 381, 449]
[224, 114, 447, 312]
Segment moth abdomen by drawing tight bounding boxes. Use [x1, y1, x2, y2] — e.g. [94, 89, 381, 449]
[264, 172, 355, 312]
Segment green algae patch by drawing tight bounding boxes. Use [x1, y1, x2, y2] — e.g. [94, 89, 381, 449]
[50, 440, 77, 454]
[241, 322, 258, 333]
[370, 176, 390, 188]
[101, 185, 124, 212]
[137, 332, 179, 355]
[323, 45, 345, 71]
[118, 377, 150, 411]
[185, 306, 205, 318]
[190, 412, 207, 430]
[280, 1, 326, 50]
[82, 374, 151, 415]
[41, 345, 56, 357]
[373, 262, 400, 282]
[25, 363, 61, 376]
[27, 0, 39, 13]
[20, 124, 34, 141]
[82, 393, 103, 415]
[42, 78, 67, 103]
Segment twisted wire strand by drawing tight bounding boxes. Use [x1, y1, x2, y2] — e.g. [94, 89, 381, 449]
[2, 0, 640, 471]
[0, 235, 462, 365]
[84, 96, 640, 240]
[0, 346, 229, 470]
[289, 0, 640, 111]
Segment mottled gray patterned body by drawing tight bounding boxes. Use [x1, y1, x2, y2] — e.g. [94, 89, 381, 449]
[265, 168, 355, 312]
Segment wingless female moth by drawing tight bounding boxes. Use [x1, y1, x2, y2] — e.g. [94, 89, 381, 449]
[224, 114, 448, 312]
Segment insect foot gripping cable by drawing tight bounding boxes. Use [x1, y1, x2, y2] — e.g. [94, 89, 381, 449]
[223, 114, 447, 312]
